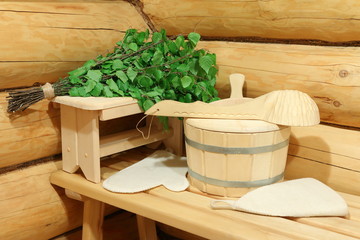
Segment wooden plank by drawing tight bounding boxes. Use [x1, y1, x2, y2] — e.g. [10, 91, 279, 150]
[50, 171, 298, 240]
[285, 155, 360, 196]
[0, 92, 62, 168]
[142, 0, 360, 42]
[0, 92, 145, 168]
[0, 1, 148, 89]
[52, 211, 140, 240]
[105, 148, 360, 239]
[289, 125, 360, 171]
[0, 160, 83, 240]
[157, 223, 207, 240]
[0, 157, 130, 240]
[82, 198, 105, 240]
[197, 41, 360, 128]
[136, 215, 158, 240]
[50, 149, 360, 240]
[61, 105, 79, 173]
[150, 187, 359, 240]
[293, 217, 360, 239]
[0, 62, 83, 89]
[286, 124, 360, 195]
[100, 103, 142, 121]
[100, 127, 173, 157]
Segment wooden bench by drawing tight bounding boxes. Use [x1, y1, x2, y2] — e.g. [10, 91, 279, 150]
[50, 147, 360, 240]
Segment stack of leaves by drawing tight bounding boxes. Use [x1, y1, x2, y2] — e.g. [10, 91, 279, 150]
[7, 29, 220, 117]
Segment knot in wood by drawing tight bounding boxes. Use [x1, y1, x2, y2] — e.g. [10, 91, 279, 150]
[339, 70, 349, 78]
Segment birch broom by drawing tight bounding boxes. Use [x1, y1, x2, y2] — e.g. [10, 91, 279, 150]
[7, 29, 219, 116]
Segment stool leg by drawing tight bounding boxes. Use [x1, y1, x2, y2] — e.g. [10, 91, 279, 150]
[60, 105, 79, 173]
[136, 215, 158, 240]
[82, 198, 104, 240]
[77, 109, 101, 183]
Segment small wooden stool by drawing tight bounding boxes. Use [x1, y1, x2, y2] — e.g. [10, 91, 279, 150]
[53, 96, 182, 183]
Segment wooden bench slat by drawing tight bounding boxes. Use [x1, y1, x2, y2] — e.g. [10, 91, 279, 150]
[50, 148, 360, 240]
[104, 152, 360, 239]
[50, 170, 299, 240]
[150, 187, 358, 240]
[294, 217, 360, 239]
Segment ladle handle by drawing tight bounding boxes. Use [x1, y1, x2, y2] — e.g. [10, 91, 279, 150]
[229, 73, 245, 99]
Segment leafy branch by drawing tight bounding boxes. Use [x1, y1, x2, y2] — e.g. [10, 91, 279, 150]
[64, 29, 220, 113]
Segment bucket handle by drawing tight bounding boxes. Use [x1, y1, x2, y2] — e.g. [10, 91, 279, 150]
[210, 200, 237, 210]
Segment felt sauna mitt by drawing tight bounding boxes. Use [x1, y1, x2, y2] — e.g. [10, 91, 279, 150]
[210, 178, 348, 217]
[103, 150, 189, 193]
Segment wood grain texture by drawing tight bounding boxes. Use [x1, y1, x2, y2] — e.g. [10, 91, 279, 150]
[0, 1, 148, 89]
[142, 0, 360, 42]
[0, 160, 82, 240]
[0, 159, 120, 240]
[0, 92, 62, 168]
[52, 211, 140, 240]
[286, 124, 360, 196]
[197, 41, 360, 128]
[50, 148, 360, 240]
[0, 92, 144, 169]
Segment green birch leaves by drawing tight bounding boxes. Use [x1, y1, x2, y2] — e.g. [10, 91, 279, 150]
[66, 29, 219, 111]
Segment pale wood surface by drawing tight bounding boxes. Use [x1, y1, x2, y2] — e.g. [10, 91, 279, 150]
[57, 96, 174, 183]
[0, 91, 145, 168]
[185, 120, 290, 197]
[161, 117, 184, 156]
[0, 159, 119, 240]
[136, 215, 158, 240]
[52, 211, 140, 240]
[198, 41, 360, 128]
[53, 96, 138, 111]
[0, 1, 148, 89]
[141, 0, 360, 42]
[82, 198, 105, 240]
[61, 105, 79, 173]
[77, 108, 101, 182]
[3, 39, 359, 166]
[0, 92, 62, 168]
[147, 90, 320, 127]
[286, 124, 360, 196]
[100, 127, 173, 157]
[50, 148, 360, 240]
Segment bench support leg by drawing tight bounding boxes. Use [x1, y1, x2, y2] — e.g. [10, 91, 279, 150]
[61, 105, 79, 173]
[77, 109, 101, 183]
[136, 215, 158, 240]
[82, 198, 104, 240]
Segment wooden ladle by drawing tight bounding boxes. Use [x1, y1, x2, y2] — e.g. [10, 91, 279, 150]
[145, 74, 320, 127]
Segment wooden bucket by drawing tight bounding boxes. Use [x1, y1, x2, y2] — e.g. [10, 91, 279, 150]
[184, 118, 291, 197]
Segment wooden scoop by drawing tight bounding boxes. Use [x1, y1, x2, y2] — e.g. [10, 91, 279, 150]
[145, 74, 320, 127]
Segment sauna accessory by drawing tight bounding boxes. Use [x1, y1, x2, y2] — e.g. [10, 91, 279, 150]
[102, 150, 188, 193]
[145, 89, 320, 127]
[211, 178, 348, 217]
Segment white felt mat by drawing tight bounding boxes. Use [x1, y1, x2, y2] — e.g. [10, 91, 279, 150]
[103, 150, 189, 193]
[211, 178, 348, 217]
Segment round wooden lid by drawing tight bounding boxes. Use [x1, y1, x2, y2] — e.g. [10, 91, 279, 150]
[185, 118, 281, 133]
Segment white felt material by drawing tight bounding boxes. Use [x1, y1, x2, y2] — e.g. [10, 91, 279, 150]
[103, 150, 189, 193]
[211, 178, 348, 217]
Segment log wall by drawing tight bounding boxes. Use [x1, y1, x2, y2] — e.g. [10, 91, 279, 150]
[141, 0, 360, 42]
[138, 0, 360, 196]
[198, 41, 360, 128]
[0, 1, 148, 168]
[0, 1, 150, 239]
[1, 0, 360, 239]
[0, 1, 148, 89]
